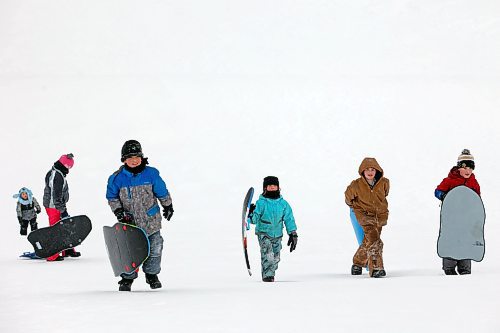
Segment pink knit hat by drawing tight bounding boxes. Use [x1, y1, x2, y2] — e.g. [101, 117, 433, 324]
[59, 153, 74, 169]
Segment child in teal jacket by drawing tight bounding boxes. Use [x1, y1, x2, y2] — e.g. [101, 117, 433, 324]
[248, 176, 298, 282]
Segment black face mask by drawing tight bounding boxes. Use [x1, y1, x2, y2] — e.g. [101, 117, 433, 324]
[124, 158, 148, 175]
[263, 190, 280, 199]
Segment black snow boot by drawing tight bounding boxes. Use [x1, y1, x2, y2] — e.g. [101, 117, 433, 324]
[351, 265, 362, 275]
[118, 278, 134, 291]
[63, 248, 81, 257]
[444, 269, 457, 275]
[262, 276, 274, 282]
[145, 274, 162, 289]
[457, 269, 471, 275]
[371, 269, 386, 278]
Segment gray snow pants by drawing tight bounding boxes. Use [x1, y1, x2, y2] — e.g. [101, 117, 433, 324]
[257, 234, 282, 279]
[121, 231, 164, 279]
[443, 258, 471, 274]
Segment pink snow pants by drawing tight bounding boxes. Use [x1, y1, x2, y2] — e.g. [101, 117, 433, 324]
[45, 208, 62, 261]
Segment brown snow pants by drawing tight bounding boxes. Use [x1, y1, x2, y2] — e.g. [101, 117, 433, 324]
[353, 224, 384, 274]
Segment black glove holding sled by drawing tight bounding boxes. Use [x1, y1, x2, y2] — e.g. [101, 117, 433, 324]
[162, 204, 174, 221]
[114, 208, 133, 223]
[287, 231, 298, 252]
[60, 210, 69, 219]
[247, 203, 256, 219]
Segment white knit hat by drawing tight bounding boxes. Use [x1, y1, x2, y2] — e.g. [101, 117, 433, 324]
[457, 149, 475, 169]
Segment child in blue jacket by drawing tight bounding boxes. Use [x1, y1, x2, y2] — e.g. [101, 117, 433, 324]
[248, 176, 297, 282]
[106, 140, 174, 291]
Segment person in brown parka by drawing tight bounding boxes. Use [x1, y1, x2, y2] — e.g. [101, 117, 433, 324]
[345, 157, 390, 278]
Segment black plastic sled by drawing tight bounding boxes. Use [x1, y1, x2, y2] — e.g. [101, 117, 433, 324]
[103, 223, 150, 277]
[27, 215, 92, 258]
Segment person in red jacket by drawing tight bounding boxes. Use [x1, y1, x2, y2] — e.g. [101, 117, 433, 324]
[434, 149, 481, 275]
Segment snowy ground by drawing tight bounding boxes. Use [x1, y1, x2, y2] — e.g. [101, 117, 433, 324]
[1, 1, 500, 332]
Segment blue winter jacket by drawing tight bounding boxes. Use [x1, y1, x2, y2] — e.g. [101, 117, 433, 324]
[106, 166, 172, 236]
[250, 194, 297, 238]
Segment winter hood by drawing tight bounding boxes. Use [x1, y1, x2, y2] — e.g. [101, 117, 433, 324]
[358, 157, 384, 177]
[13, 187, 33, 205]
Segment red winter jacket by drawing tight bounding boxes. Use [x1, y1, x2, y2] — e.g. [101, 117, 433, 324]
[436, 167, 481, 196]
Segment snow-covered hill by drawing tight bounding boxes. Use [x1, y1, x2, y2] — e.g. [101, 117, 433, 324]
[1, 1, 499, 332]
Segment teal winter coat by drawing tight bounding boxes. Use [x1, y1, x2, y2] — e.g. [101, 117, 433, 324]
[250, 194, 297, 238]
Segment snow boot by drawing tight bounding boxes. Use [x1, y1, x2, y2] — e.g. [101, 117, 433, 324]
[63, 248, 81, 257]
[262, 276, 274, 282]
[457, 269, 471, 275]
[145, 274, 162, 289]
[351, 265, 362, 275]
[444, 269, 457, 275]
[118, 278, 134, 291]
[371, 269, 386, 278]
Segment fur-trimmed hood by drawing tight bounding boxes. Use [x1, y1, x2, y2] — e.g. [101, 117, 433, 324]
[13, 187, 33, 205]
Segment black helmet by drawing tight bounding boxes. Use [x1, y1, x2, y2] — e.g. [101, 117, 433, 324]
[121, 140, 143, 162]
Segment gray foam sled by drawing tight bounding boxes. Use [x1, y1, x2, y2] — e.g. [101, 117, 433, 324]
[437, 185, 486, 262]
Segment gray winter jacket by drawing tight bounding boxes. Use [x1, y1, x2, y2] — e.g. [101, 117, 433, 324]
[43, 164, 69, 213]
[17, 197, 41, 221]
[106, 165, 172, 236]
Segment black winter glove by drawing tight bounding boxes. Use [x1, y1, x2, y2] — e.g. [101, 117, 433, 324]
[287, 231, 298, 252]
[18, 216, 23, 225]
[247, 203, 256, 219]
[162, 204, 174, 221]
[60, 210, 69, 219]
[36, 208, 41, 214]
[113, 208, 134, 223]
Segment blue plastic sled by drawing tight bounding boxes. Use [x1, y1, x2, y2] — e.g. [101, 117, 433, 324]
[19, 251, 42, 259]
[350, 208, 365, 245]
[350, 208, 369, 271]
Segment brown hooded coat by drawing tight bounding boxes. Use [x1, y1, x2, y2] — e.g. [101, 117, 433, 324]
[345, 158, 389, 274]
[345, 157, 390, 227]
